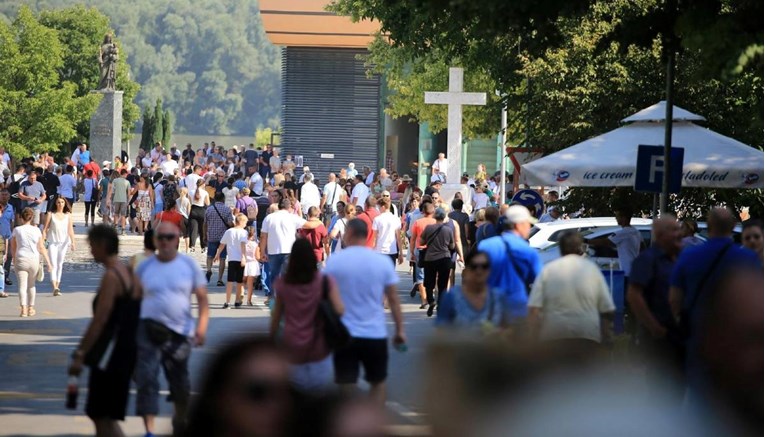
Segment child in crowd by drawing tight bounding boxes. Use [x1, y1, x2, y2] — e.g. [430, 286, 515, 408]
[243, 225, 261, 306]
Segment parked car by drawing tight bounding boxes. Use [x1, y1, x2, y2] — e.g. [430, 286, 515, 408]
[529, 217, 654, 251]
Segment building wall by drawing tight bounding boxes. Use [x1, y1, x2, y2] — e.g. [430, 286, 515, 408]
[280, 47, 381, 182]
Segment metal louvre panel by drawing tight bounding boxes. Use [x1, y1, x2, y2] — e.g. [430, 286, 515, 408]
[281, 47, 381, 182]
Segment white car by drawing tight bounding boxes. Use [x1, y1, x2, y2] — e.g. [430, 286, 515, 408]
[528, 217, 654, 251]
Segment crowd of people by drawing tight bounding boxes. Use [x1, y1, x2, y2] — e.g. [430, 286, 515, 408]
[0, 141, 761, 436]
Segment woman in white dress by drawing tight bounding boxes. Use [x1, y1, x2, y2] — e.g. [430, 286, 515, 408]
[12, 208, 52, 316]
[43, 197, 76, 296]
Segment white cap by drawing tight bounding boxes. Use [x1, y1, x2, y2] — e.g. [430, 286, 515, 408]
[102, 160, 111, 166]
[504, 204, 538, 224]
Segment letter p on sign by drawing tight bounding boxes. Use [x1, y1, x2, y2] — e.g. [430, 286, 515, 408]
[635, 145, 685, 193]
[648, 155, 664, 184]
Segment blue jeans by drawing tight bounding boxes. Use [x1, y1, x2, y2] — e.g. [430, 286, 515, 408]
[260, 261, 270, 296]
[134, 320, 192, 417]
[267, 254, 289, 297]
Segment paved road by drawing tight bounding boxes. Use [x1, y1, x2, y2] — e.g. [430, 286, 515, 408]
[0, 211, 436, 436]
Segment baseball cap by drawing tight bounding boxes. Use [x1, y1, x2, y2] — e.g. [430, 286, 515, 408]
[504, 204, 538, 224]
[102, 160, 111, 166]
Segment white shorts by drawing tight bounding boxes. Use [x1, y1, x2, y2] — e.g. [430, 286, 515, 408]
[243, 261, 260, 277]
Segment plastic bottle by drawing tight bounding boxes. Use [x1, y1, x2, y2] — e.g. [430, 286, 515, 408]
[66, 375, 79, 410]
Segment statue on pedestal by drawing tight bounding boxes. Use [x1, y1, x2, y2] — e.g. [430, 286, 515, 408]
[97, 34, 119, 91]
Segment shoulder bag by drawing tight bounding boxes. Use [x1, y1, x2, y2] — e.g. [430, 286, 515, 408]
[317, 275, 350, 349]
[213, 203, 233, 229]
[503, 240, 532, 295]
[417, 225, 444, 268]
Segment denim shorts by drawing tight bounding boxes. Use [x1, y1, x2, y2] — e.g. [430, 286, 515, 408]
[208, 242, 226, 259]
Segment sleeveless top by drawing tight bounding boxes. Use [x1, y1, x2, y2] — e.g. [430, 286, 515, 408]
[85, 269, 141, 371]
[47, 213, 70, 244]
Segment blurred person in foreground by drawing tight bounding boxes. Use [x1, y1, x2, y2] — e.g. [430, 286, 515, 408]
[627, 216, 685, 398]
[478, 205, 542, 333]
[134, 222, 210, 437]
[324, 219, 406, 404]
[270, 238, 344, 392]
[185, 337, 295, 437]
[436, 249, 507, 331]
[68, 225, 140, 437]
[669, 208, 759, 395]
[696, 264, 763, 435]
[528, 231, 614, 356]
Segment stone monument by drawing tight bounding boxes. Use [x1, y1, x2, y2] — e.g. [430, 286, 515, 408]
[89, 34, 123, 167]
[424, 67, 487, 203]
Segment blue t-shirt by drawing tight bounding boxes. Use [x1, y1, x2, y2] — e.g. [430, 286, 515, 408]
[630, 245, 679, 339]
[436, 285, 506, 328]
[0, 203, 14, 239]
[233, 179, 247, 191]
[80, 150, 91, 164]
[478, 233, 542, 320]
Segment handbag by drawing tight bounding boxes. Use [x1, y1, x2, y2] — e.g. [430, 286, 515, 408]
[417, 225, 444, 268]
[317, 275, 350, 350]
[36, 259, 44, 282]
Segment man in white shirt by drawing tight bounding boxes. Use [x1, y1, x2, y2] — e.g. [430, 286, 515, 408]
[161, 153, 179, 176]
[269, 148, 282, 175]
[150, 143, 164, 163]
[321, 173, 344, 217]
[538, 206, 562, 223]
[259, 198, 307, 302]
[324, 218, 406, 404]
[350, 175, 369, 208]
[528, 231, 615, 350]
[70, 144, 83, 167]
[592, 209, 643, 278]
[299, 173, 321, 215]
[372, 198, 403, 265]
[298, 166, 310, 184]
[364, 166, 375, 186]
[184, 165, 202, 198]
[432, 153, 448, 182]
[249, 171, 264, 197]
[379, 168, 393, 191]
[0, 147, 10, 170]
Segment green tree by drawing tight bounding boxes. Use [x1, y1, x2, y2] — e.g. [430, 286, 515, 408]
[152, 99, 164, 146]
[139, 106, 153, 150]
[0, 6, 100, 158]
[37, 5, 141, 139]
[161, 109, 172, 148]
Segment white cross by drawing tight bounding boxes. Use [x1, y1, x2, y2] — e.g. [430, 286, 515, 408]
[424, 67, 487, 181]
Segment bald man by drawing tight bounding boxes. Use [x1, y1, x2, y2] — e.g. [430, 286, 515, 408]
[627, 215, 684, 396]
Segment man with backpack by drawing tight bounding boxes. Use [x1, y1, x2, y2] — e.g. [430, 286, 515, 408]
[235, 187, 258, 228]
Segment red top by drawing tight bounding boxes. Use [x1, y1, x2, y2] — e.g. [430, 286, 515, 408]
[358, 208, 379, 248]
[154, 210, 184, 230]
[298, 223, 328, 262]
[275, 273, 333, 363]
[83, 162, 101, 178]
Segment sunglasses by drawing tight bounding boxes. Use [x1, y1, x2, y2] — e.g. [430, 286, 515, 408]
[382, 194, 390, 197]
[468, 263, 490, 271]
[240, 380, 288, 403]
[156, 233, 178, 241]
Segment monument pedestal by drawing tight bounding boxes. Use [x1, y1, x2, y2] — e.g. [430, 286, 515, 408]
[439, 183, 470, 207]
[89, 91, 123, 167]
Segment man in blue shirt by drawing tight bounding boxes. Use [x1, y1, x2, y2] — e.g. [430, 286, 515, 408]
[670, 208, 760, 391]
[478, 205, 542, 323]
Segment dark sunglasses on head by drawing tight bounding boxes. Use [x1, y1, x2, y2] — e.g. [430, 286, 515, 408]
[468, 263, 490, 271]
[241, 380, 288, 403]
[156, 233, 178, 241]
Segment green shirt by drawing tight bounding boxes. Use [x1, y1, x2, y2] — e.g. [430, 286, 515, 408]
[111, 177, 130, 203]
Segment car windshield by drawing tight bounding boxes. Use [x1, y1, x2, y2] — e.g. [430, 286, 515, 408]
[529, 226, 542, 240]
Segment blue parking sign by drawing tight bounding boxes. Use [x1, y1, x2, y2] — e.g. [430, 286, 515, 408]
[634, 145, 684, 193]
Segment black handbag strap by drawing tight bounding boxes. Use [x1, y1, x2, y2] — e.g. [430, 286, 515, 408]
[503, 239, 531, 294]
[685, 241, 734, 315]
[422, 224, 444, 248]
[213, 203, 232, 228]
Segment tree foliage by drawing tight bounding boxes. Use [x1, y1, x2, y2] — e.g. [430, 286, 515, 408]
[140, 99, 173, 151]
[0, 6, 100, 158]
[0, 0, 281, 136]
[334, 0, 763, 217]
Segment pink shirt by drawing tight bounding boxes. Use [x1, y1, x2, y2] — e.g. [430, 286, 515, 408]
[274, 273, 334, 363]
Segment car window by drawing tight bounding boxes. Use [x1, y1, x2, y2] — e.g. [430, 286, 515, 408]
[548, 227, 594, 242]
